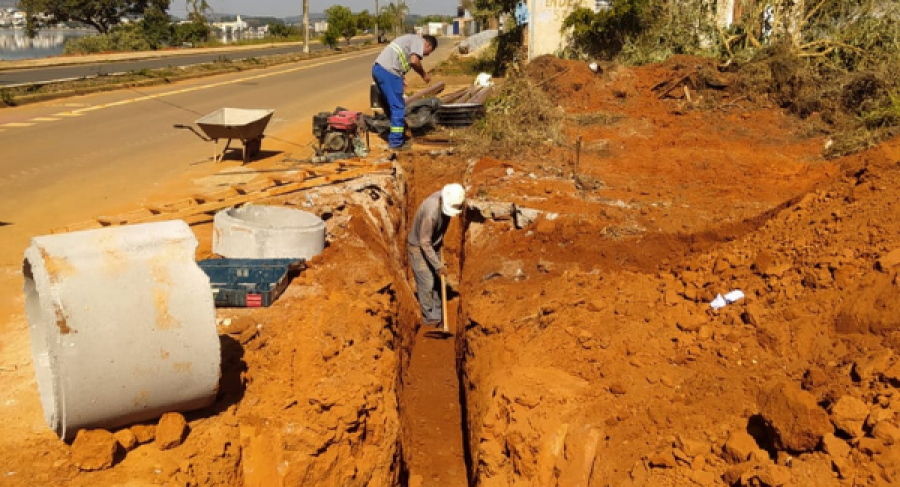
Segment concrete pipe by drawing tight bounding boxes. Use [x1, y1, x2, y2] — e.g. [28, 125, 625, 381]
[23, 220, 220, 440]
[213, 204, 326, 260]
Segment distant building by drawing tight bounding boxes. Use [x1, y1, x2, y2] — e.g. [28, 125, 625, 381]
[213, 15, 248, 33]
[313, 20, 328, 34]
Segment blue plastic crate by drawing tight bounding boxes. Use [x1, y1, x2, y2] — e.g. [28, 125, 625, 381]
[197, 258, 303, 307]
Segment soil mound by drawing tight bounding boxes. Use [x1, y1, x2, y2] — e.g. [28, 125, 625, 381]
[525, 55, 601, 111]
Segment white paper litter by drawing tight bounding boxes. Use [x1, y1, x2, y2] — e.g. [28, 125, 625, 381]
[724, 290, 745, 303]
[710, 289, 745, 309]
[710, 294, 727, 310]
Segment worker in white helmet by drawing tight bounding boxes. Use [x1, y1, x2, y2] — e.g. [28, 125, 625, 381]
[407, 183, 465, 327]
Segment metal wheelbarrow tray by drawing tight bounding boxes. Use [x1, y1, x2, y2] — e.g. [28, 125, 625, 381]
[176, 108, 275, 164]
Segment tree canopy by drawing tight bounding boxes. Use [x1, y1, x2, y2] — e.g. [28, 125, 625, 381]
[324, 5, 357, 45]
[22, 0, 170, 34]
[380, 1, 408, 37]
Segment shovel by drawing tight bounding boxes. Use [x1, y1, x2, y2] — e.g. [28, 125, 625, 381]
[425, 268, 453, 339]
[439, 273, 450, 335]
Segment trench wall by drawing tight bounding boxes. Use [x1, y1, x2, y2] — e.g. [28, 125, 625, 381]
[227, 171, 423, 486]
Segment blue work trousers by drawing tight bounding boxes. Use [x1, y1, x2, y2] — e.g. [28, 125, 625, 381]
[372, 63, 406, 148]
[408, 243, 442, 323]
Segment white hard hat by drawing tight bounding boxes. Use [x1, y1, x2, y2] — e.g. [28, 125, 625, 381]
[441, 183, 465, 217]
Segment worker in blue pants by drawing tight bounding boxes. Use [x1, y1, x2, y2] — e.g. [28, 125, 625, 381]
[372, 34, 437, 150]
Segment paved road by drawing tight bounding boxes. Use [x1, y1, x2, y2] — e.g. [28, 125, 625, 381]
[0, 37, 373, 87]
[0, 41, 455, 260]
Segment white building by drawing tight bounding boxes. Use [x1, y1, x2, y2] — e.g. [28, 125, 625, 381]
[213, 15, 248, 33]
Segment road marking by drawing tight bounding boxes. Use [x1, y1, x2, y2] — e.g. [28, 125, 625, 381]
[0, 50, 374, 131]
[64, 50, 375, 114]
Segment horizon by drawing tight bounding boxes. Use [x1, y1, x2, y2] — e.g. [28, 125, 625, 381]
[0, 0, 456, 19]
[171, 0, 457, 19]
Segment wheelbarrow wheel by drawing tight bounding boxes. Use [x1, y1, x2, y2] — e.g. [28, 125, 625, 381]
[244, 137, 262, 163]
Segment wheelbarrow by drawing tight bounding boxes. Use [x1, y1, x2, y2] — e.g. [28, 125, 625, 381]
[175, 108, 275, 164]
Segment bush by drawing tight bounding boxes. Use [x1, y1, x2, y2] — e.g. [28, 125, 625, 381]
[322, 28, 340, 49]
[64, 34, 114, 54]
[460, 68, 564, 158]
[174, 20, 211, 46]
[63, 24, 154, 54]
[562, 0, 656, 61]
[268, 23, 297, 38]
[109, 24, 154, 52]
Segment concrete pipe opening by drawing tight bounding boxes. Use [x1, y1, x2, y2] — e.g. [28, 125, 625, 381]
[213, 204, 326, 260]
[22, 220, 221, 440]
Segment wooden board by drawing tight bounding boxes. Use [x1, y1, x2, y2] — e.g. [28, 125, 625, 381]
[52, 162, 394, 233]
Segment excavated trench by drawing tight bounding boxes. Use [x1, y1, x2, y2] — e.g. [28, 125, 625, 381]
[395, 151, 472, 486]
[15, 55, 900, 487]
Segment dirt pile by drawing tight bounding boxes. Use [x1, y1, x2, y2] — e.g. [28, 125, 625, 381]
[0, 170, 425, 486]
[458, 56, 900, 486]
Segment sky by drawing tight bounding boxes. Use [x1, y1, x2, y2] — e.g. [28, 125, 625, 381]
[170, 0, 457, 18]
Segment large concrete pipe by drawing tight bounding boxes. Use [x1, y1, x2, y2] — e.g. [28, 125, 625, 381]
[213, 204, 326, 260]
[23, 220, 220, 440]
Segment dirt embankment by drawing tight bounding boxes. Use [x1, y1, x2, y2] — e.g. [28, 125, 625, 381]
[458, 57, 900, 486]
[0, 168, 427, 486]
[5, 54, 900, 487]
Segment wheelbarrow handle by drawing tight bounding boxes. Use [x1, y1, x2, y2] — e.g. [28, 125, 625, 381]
[173, 124, 211, 142]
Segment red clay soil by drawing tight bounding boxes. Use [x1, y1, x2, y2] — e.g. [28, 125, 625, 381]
[460, 56, 900, 486]
[1, 53, 900, 487]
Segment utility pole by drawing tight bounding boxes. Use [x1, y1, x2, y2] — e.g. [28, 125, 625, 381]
[374, 0, 379, 41]
[303, 0, 310, 53]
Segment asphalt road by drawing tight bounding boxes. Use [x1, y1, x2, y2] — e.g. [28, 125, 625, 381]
[0, 41, 455, 261]
[0, 37, 372, 87]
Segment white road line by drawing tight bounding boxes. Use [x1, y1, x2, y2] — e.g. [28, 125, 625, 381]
[0, 51, 374, 130]
[67, 51, 375, 115]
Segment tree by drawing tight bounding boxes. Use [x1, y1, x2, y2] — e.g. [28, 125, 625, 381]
[375, 10, 393, 37]
[471, 0, 514, 20]
[175, 0, 210, 45]
[322, 26, 340, 49]
[324, 5, 357, 45]
[416, 15, 451, 26]
[268, 22, 297, 38]
[380, 1, 408, 37]
[356, 10, 373, 32]
[140, 2, 173, 49]
[22, 0, 170, 35]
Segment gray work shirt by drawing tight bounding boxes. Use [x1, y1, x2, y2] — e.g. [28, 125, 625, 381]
[407, 190, 449, 269]
[374, 34, 425, 77]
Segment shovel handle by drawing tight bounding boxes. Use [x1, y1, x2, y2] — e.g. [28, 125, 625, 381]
[440, 273, 449, 333]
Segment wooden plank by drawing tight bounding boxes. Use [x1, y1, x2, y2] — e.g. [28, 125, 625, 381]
[125, 164, 394, 225]
[268, 174, 308, 185]
[53, 163, 394, 233]
[96, 216, 130, 226]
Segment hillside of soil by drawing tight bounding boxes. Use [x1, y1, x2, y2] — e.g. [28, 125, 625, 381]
[0, 53, 899, 487]
[457, 56, 900, 487]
